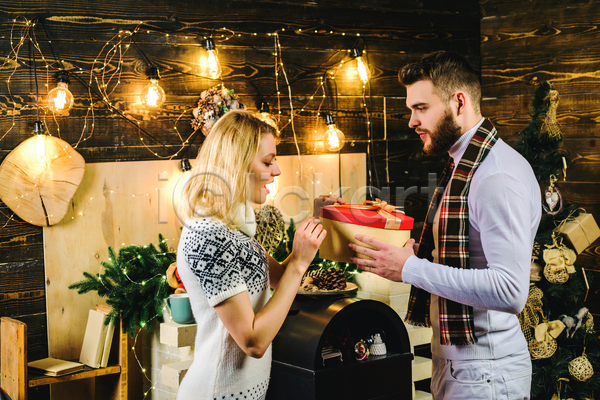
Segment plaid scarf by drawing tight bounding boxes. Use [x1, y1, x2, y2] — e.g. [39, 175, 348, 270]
[405, 119, 499, 346]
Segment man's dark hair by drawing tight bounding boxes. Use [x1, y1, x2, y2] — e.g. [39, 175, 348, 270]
[399, 51, 481, 112]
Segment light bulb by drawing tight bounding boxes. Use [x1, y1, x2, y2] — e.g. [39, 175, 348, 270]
[324, 113, 345, 152]
[203, 38, 222, 79]
[355, 56, 370, 84]
[47, 71, 74, 114]
[140, 67, 165, 109]
[33, 121, 47, 164]
[351, 46, 370, 84]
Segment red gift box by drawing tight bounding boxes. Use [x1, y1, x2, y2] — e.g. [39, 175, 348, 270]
[320, 201, 414, 230]
[318, 200, 414, 263]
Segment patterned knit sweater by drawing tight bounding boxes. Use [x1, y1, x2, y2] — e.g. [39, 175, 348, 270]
[176, 217, 271, 400]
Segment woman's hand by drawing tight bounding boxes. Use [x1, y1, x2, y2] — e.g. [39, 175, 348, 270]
[313, 194, 347, 218]
[289, 217, 327, 275]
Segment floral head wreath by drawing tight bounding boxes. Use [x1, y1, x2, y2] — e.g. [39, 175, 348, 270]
[191, 84, 244, 136]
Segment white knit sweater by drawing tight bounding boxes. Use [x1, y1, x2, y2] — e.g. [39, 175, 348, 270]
[176, 214, 271, 400]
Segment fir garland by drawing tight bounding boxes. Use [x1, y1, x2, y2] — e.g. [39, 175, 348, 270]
[69, 234, 176, 338]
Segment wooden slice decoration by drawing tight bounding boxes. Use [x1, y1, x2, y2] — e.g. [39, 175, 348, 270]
[0, 135, 85, 226]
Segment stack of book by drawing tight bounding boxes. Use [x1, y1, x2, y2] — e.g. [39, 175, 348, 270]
[79, 305, 116, 368]
[28, 358, 85, 377]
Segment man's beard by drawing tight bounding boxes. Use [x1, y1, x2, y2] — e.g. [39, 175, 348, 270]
[422, 108, 463, 156]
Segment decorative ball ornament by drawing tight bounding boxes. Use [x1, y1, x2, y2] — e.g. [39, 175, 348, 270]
[254, 205, 285, 254]
[354, 339, 369, 361]
[569, 354, 594, 382]
[529, 336, 558, 360]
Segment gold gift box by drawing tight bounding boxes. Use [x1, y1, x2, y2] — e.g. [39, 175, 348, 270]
[318, 203, 414, 263]
[556, 213, 600, 254]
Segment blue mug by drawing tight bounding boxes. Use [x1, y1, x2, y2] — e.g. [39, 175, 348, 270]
[166, 294, 195, 324]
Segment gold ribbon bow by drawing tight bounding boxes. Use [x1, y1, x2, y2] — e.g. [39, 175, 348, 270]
[335, 198, 405, 229]
[535, 320, 566, 342]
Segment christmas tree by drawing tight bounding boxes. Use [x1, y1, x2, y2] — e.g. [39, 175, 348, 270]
[69, 234, 176, 338]
[515, 82, 600, 399]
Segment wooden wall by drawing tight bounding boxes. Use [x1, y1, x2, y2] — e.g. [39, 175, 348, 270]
[480, 0, 600, 316]
[0, 1, 479, 398]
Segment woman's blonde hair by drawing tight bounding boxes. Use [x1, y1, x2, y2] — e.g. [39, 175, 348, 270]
[179, 110, 278, 227]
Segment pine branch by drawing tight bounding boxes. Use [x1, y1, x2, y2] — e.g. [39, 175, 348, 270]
[68, 234, 176, 338]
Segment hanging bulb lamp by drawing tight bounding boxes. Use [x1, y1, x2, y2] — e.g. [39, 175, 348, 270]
[258, 101, 279, 132]
[140, 66, 166, 109]
[33, 120, 48, 164]
[47, 70, 74, 114]
[351, 46, 370, 84]
[180, 158, 192, 172]
[203, 38, 222, 79]
[259, 101, 271, 119]
[324, 113, 346, 152]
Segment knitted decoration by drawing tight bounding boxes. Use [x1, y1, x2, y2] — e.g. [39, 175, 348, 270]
[519, 285, 544, 343]
[529, 335, 559, 360]
[529, 319, 565, 360]
[254, 205, 285, 255]
[543, 240, 576, 284]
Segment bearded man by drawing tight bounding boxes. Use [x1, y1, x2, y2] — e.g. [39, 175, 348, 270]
[350, 51, 541, 400]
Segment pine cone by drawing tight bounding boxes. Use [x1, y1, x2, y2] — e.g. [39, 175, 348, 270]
[304, 268, 326, 282]
[318, 267, 347, 291]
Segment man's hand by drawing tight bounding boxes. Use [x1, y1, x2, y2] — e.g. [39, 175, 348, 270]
[349, 235, 416, 282]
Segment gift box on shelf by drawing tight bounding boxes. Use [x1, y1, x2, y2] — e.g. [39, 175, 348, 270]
[319, 200, 414, 263]
[555, 213, 600, 254]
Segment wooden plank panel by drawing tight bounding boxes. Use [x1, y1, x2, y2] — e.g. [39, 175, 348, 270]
[0, 260, 45, 317]
[0, 3, 479, 53]
[557, 182, 600, 218]
[481, 95, 600, 139]
[481, 3, 600, 97]
[481, 0, 598, 18]
[0, 95, 414, 154]
[0, 215, 43, 264]
[17, 313, 48, 363]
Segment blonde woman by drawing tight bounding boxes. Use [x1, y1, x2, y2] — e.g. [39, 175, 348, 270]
[176, 110, 330, 400]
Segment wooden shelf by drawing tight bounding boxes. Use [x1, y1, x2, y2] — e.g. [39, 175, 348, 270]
[1, 316, 142, 400]
[28, 364, 121, 388]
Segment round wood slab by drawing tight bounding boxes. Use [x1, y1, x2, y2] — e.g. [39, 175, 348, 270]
[0, 135, 85, 226]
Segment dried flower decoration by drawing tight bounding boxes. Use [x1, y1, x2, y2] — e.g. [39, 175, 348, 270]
[191, 85, 244, 136]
